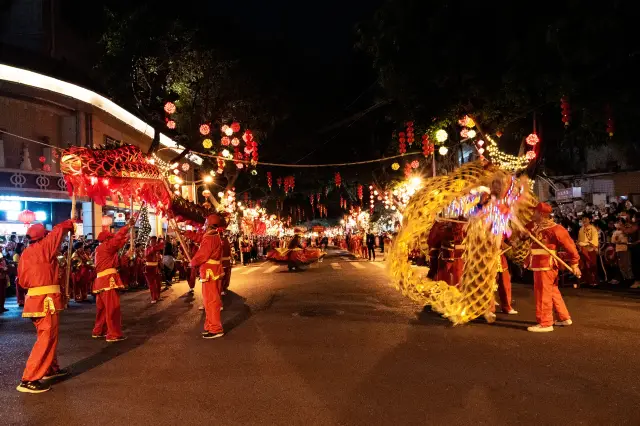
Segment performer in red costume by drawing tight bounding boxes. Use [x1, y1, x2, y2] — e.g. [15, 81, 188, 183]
[436, 220, 465, 286]
[190, 214, 225, 339]
[489, 248, 518, 316]
[16, 219, 74, 393]
[221, 230, 232, 295]
[71, 242, 93, 302]
[526, 202, 581, 332]
[91, 217, 135, 342]
[118, 245, 133, 290]
[144, 236, 165, 303]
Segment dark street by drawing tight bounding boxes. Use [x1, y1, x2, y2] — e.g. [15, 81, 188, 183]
[2, 249, 640, 426]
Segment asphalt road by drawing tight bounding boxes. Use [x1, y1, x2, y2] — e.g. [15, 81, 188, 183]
[1, 248, 640, 426]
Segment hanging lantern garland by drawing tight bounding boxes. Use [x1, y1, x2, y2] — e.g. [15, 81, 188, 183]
[164, 102, 177, 129]
[406, 121, 415, 146]
[398, 131, 407, 154]
[357, 184, 363, 202]
[267, 172, 272, 190]
[422, 134, 434, 157]
[561, 96, 570, 127]
[335, 172, 341, 187]
[606, 104, 615, 137]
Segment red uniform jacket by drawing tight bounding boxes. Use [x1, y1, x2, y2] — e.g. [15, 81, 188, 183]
[144, 242, 165, 272]
[526, 221, 580, 271]
[18, 219, 74, 318]
[93, 225, 130, 293]
[190, 230, 224, 282]
[440, 222, 465, 261]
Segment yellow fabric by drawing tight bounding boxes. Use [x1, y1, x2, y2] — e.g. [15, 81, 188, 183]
[96, 268, 117, 278]
[206, 259, 221, 265]
[22, 296, 59, 318]
[578, 224, 598, 251]
[26, 285, 61, 296]
[221, 257, 231, 261]
[531, 249, 556, 255]
[145, 262, 158, 266]
[13, 253, 20, 262]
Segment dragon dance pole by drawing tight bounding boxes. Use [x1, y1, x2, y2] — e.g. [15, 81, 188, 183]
[64, 191, 76, 307]
[161, 179, 192, 264]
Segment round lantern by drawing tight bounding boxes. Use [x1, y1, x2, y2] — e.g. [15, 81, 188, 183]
[202, 139, 213, 149]
[435, 129, 448, 142]
[199, 124, 211, 135]
[202, 189, 212, 198]
[526, 133, 540, 146]
[164, 102, 176, 114]
[18, 210, 36, 225]
[438, 146, 449, 155]
[101, 215, 113, 227]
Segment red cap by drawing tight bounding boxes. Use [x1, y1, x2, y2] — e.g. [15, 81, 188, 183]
[26, 223, 47, 242]
[205, 214, 224, 228]
[97, 230, 114, 242]
[534, 202, 552, 215]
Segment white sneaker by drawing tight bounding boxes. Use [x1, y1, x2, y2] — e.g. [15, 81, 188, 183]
[150, 300, 157, 304]
[555, 319, 573, 326]
[506, 309, 518, 315]
[198, 305, 205, 310]
[630, 282, 640, 289]
[484, 312, 496, 324]
[527, 324, 554, 332]
[609, 279, 620, 285]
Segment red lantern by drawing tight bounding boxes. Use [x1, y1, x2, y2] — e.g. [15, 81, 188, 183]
[267, 172, 272, 189]
[357, 184, 363, 201]
[525, 150, 536, 160]
[164, 102, 176, 114]
[411, 160, 419, 169]
[310, 194, 314, 206]
[202, 189, 212, 198]
[335, 172, 341, 187]
[231, 122, 241, 133]
[39, 156, 46, 163]
[18, 210, 36, 225]
[605, 104, 615, 137]
[231, 138, 240, 147]
[221, 137, 230, 146]
[561, 96, 570, 127]
[277, 177, 282, 188]
[199, 124, 211, 135]
[101, 215, 113, 227]
[166, 120, 176, 129]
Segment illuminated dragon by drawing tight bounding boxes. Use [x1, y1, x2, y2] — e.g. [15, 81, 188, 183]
[387, 160, 537, 324]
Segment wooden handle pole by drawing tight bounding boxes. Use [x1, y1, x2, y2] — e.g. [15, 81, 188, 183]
[64, 191, 76, 305]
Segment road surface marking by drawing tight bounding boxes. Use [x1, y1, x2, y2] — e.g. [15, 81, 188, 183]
[331, 263, 342, 269]
[371, 262, 386, 269]
[351, 262, 365, 269]
[341, 257, 351, 261]
[240, 267, 261, 275]
[264, 265, 279, 274]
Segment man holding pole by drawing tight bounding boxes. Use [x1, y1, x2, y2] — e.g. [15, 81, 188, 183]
[91, 216, 137, 342]
[190, 214, 225, 339]
[525, 202, 581, 332]
[16, 219, 75, 393]
[144, 236, 165, 303]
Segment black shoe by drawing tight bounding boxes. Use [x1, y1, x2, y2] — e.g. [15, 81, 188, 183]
[188, 289, 194, 294]
[42, 368, 70, 380]
[202, 332, 224, 339]
[16, 380, 51, 393]
[106, 336, 127, 343]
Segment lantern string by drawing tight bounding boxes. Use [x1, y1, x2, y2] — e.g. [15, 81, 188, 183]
[3, 128, 423, 168]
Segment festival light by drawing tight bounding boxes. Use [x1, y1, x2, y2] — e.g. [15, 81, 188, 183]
[203, 175, 213, 184]
[164, 102, 176, 114]
[199, 124, 210, 135]
[467, 129, 476, 138]
[202, 139, 212, 149]
[435, 129, 448, 142]
[438, 146, 449, 155]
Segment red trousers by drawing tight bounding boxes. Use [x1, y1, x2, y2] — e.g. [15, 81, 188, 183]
[120, 267, 131, 290]
[72, 266, 92, 302]
[534, 270, 571, 327]
[202, 280, 223, 333]
[22, 312, 60, 381]
[437, 259, 463, 286]
[92, 290, 123, 340]
[187, 266, 197, 290]
[580, 249, 598, 286]
[491, 270, 513, 313]
[144, 267, 162, 301]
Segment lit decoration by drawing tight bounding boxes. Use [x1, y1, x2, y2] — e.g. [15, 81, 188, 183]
[284, 176, 295, 193]
[526, 133, 540, 146]
[60, 145, 168, 207]
[392, 162, 400, 171]
[267, 172, 272, 189]
[202, 189, 211, 199]
[357, 184, 363, 201]
[422, 134, 434, 157]
[435, 129, 448, 142]
[101, 215, 113, 227]
[484, 135, 531, 172]
[496, 130, 503, 138]
[411, 160, 419, 169]
[181, 163, 190, 172]
[199, 124, 211, 135]
[221, 136, 230, 146]
[438, 146, 449, 155]
[316, 193, 320, 203]
[335, 172, 341, 187]
[224, 127, 234, 136]
[477, 140, 484, 146]
[404, 162, 412, 178]
[561, 96, 570, 127]
[277, 177, 282, 188]
[222, 149, 231, 158]
[43, 164, 51, 172]
[231, 138, 240, 147]
[460, 128, 469, 138]
[18, 210, 36, 225]
[231, 122, 241, 133]
[166, 120, 176, 129]
[221, 125, 230, 134]
[478, 147, 485, 155]
[251, 169, 257, 175]
[202, 139, 213, 149]
[164, 102, 176, 114]
[525, 150, 537, 160]
[39, 156, 46, 163]
[398, 131, 406, 154]
[388, 162, 536, 325]
[135, 205, 151, 246]
[467, 129, 476, 138]
[173, 169, 180, 175]
[458, 115, 476, 128]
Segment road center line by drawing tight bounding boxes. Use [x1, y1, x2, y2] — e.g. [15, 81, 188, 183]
[330, 263, 342, 269]
[264, 265, 279, 274]
[240, 267, 261, 275]
[371, 262, 386, 269]
[351, 262, 365, 269]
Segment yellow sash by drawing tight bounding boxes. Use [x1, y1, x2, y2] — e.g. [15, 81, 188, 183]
[26, 285, 60, 296]
[96, 268, 117, 278]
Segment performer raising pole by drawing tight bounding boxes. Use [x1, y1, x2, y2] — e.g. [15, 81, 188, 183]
[16, 218, 75, 393]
